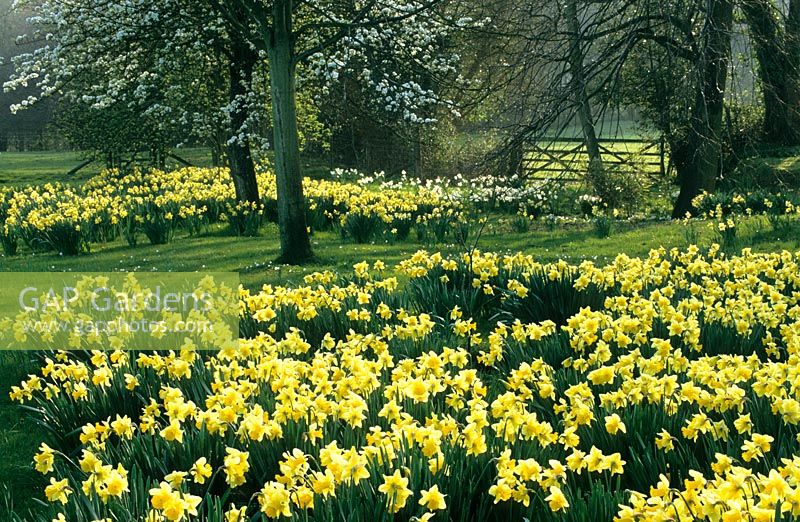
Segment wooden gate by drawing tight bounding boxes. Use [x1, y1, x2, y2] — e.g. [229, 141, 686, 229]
[522, 137, 668, 181]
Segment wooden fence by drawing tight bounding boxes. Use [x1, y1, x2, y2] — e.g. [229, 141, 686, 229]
[522, 137, 669, 181]
[0, 129, 69, 152]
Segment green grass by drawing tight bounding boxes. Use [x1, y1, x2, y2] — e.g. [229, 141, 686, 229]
[2, 215, 798, 518]
[0, 150, 101, 186]
[1, 215, 797, 287]
[554, 120, 651, 140]
[728, 154, 800, 190]
[1, 147, 800, 518]
[0, 148, 216, 187]
[0, 352, 47, 519]
[0, 149, 333, 190]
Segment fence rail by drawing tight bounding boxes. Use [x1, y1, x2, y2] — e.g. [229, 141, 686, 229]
[0, 129, 71, 152]
[522, 137, 668, 181]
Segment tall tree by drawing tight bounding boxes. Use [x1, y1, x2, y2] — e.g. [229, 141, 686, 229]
[671, 0, 734, 217]
[740, 0, 800, 145]
[226, 22, 261, 204]
[565, 0, 604, 175]
[4, 0, 262, 201]
[210, 0, 456, 263]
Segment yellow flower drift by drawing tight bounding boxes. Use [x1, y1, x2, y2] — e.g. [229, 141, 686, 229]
[0, 165, 463, 255]
[11, 245, 800, 521]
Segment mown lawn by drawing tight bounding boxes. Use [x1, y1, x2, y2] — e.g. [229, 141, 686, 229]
[0, 148, 216, 187]
[3, 215, 798, 287]
[0, 150, 101, 186]
[0, 149, 332, 189]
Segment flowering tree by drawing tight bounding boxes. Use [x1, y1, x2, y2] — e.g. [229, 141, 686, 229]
[309, 1, 470, 175]
[5, 0, 461, 263]
[4, 0, 266, 203]
[209, 0, 460, 263]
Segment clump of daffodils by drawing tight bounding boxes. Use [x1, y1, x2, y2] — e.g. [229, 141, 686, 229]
[12, 245, 800, 521]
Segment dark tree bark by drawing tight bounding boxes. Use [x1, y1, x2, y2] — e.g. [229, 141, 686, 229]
[787, 0, 800, 101]
[565, 0, 603, 172]
[741, 0, 800, 145]
[784, 0, 800, 139]
[227, 38, 260, 204]
[215, 0, 441, 263]
[672, 0, 733, 218]
[268, 0, 313, 263]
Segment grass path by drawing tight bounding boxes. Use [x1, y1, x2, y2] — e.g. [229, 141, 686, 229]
[2, 217, 798, 285]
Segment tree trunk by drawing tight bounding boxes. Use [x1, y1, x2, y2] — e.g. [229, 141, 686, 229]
[268, 0, 313, 264]
[671, 135, 706, 217]
[741, 0, 798, 144]
[787, 0, 800, 135]
[413, 127, 423, 178]
[672, 0, 733, 218]
[227, 38, 260, 204]
[565, 0, 603, 178]
[210, 139, 222, 167]
[506, 139, 524, 177]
